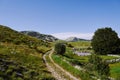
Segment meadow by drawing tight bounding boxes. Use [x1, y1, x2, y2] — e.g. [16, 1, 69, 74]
[53, 41, 120, 79]
[1, 25, 120, 79]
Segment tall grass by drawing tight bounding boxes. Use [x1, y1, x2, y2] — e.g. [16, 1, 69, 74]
[52, 54, 93, 80]
[109, 62, 120, 78]
[0, 43, 54, 80]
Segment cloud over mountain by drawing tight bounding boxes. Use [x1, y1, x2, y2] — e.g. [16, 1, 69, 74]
[51, 32, 94, 40]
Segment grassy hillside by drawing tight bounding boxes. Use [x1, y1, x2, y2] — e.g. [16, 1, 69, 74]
[0, 25, 55, 80]
[0, 25, 49, 46]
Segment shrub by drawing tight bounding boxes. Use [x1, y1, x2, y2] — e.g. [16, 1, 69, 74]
[54, 42, 66, 55]
[88, 54, 110, 79]
[67, 43, 73, 48]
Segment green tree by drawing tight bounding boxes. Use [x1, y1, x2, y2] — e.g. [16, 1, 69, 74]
[91, 27, 120, 55]
[54, 42, 66, 55]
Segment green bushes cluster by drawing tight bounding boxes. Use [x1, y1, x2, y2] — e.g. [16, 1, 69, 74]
[54, 42, 66, 55]
[88, 54, 110, 79]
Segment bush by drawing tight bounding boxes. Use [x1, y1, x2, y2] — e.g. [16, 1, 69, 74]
[54, 42, 66, 55]
[67, 43, 73, 48]
[88, 54, 110, 79]
[91, 27, 120, 55]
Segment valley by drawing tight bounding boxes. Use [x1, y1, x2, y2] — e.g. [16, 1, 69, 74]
[0, 25, 120, 80]
[1, 0, 120, 80]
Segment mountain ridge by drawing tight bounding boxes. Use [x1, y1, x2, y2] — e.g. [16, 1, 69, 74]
[66, 37, 89, 42]
[21, 31, 58, 42]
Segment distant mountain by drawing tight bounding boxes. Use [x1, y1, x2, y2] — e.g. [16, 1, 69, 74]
[21, 31, 58, 42]
[66, 37, 89, 42]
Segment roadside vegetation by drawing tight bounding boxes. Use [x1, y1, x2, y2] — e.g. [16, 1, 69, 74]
[52, 54, 93, 80]
[52, 27, 120, 80]
[53, 43, 120, 79]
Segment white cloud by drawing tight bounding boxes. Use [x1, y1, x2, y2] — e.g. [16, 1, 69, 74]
[51, 32, 94, 40]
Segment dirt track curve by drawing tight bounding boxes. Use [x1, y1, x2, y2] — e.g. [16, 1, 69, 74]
[43, 49, 81, 80]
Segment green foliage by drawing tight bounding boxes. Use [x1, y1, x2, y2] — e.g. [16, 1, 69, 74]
[66, 43, 74, 48]
[91, 27, 120, 55]
[88, 54, 110, 79]
[52, 54, 92, 80]
[55, 42, 66, 55]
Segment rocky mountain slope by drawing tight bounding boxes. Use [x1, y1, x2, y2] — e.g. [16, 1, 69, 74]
[21, 31, 58, 42]
[66, 37, 89, 42]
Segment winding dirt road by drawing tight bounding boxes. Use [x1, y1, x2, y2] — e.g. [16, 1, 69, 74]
[43, 49, 81, 80]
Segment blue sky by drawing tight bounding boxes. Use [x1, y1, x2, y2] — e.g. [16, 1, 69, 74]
[0, 0, 120, 39]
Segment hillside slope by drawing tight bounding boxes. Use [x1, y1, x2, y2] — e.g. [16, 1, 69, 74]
[21, 31, 58, 42]
[0, 25, 49, 46]
[0, 25, 55, 80]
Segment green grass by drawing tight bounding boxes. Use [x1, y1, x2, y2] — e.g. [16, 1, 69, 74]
[0, 43, 54, 80]
[99, 55, 118, 60]
[109, 62, 120, 78]
[64, 47, 120, 79]
[68, 41, 91, 48]
[66, 41, 120, 79]
[52, 54, 93, 80]
[64, 48, 118, 64]
[0, 25, 55, 79]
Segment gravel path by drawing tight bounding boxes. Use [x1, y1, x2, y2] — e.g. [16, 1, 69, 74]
[43, 51, 66, 80]
[43, 49, 81, 80]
